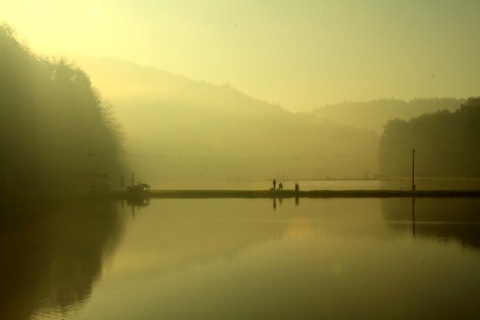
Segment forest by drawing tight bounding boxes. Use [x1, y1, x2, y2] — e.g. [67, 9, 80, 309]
[0, 23, 124, 199]
[1, 20, 478, 198]
[379, 97, 480, 178]
[312, 98, 465, 134]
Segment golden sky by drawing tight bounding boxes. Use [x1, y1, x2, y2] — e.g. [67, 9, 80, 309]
[2, 0, 479, 112]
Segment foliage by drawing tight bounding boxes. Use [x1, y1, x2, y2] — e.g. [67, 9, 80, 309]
[313, 98, 464, 134]
[378, 97, 480, 177]
[0, 23, 124, 195]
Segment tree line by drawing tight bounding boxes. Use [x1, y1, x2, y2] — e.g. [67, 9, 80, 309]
[379, 97, 480, 178]
[0, 23, 124, 197]
[313, 98, 464, 134]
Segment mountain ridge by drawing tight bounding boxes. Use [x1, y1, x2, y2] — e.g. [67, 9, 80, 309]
[71, 55, 471, 182]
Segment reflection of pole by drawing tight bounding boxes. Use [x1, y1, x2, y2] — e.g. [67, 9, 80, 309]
[412, 197, 416, 238]
[295, 182, 299, 206]
[412, 149, 416, 191]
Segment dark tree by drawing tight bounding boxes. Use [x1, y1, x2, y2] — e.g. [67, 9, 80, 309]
[378, 97, 480, 178]
[0, 23, 124, 198]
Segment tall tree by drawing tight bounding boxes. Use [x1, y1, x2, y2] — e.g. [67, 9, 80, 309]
[0, 23, 124, 197]
[378, 97, 480, 177]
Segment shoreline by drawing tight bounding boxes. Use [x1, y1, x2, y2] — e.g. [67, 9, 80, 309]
[125, 189, 480, 199]
[2, 189, 480, 206]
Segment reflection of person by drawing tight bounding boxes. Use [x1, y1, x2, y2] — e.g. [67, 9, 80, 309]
[273, 179, 276, 190]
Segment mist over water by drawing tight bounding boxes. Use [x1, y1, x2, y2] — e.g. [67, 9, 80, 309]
[73, 56, 479, 183]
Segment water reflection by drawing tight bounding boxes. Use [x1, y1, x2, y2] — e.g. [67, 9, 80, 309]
[125, 197, 150, 208]
[0, 201, 125, 320]
[272, 194, 291, 211]
[3, 198, 480, 319]
[115, 200, 287, 276]
[381, 198, 480, 250]
[101, 198, 394, 288]
[412, 197, 416, 237]
[124, 196, 151, 218]
[80, 198, 480, 319]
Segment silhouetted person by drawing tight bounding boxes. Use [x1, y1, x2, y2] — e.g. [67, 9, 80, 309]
[273, 179, 276, 190]
[278, 182, 283, 190]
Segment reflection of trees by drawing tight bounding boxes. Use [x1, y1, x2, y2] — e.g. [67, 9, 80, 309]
[0, 201, 124, 320]
[381, 198, 480, 249]
[131, 201, 286, 273]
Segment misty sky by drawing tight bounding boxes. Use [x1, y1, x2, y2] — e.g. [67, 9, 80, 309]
[2, 0, 479, 112]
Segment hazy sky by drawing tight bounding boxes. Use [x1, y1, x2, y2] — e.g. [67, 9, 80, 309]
[2, 0, 479, 112]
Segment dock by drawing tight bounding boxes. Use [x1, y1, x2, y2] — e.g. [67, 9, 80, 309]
[120, 189, 480, 199]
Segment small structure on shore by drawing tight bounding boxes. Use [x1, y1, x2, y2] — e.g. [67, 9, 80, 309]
[127, 183, 150, 197]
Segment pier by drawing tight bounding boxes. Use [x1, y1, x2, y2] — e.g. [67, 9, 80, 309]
[120, 189, 480, 199]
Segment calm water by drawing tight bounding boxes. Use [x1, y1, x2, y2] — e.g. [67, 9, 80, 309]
[2, 198, 480, 319]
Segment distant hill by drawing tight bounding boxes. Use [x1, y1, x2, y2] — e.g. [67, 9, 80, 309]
[311, 98, 465, 134]
[75, 56, 379, 183]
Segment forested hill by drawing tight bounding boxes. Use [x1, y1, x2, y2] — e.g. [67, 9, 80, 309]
[312, 98, 465, 134]
[75, 56, 379, 182]
[379, 97, 480, 178]
[0, 24, 124, 198]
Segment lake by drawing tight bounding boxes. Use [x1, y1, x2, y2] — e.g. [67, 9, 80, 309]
[2, 197, 480, 319]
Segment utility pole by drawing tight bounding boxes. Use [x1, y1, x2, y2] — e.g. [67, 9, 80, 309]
[412, 149, 416, 191]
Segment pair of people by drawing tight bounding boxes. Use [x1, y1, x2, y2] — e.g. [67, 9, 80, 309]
[272, 179, 283, 190]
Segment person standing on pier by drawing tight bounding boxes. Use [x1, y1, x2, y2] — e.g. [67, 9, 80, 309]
[273, 179, 277, 190]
